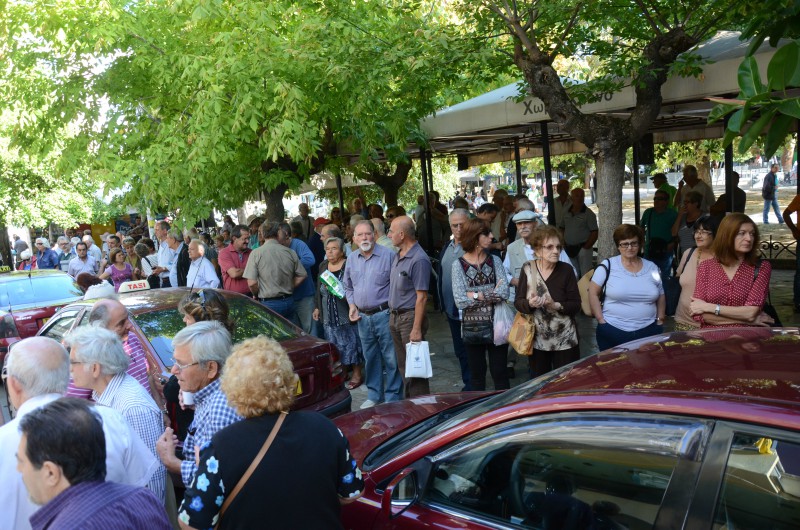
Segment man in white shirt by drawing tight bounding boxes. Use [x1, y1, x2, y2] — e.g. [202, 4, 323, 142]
[151, 220, 175, 288]
[674, 164, 715, 213]
[82, 234, 102, 264]
[186, 239, 220, 289]
[0, 337, 158, 530]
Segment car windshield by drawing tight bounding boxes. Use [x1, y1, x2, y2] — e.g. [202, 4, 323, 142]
[0, 276, 82, 309]
[364, 367, 568, 469]
[132, 296, 298, 367]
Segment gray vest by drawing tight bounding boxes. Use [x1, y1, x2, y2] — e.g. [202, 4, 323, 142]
[505, 239, 531, 302]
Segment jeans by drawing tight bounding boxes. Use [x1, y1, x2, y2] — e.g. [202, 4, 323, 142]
[446, 316, 471, 390]
[292, 295, 315, 334]
[389, 310, 430, 398]
[649, 253, 674, 281]
[763, 195, 784, 223]
[596, 320, 663, 351]
[262, 298, 295, 320]
[358, 309, 402, 403]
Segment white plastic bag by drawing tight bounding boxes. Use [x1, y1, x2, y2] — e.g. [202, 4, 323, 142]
[493, 302, 516, 346]
[405, 341, 433, 379]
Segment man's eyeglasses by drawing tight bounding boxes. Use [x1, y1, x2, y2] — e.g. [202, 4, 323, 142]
[618, 241, 640, 249]
[173, 360, 200, 372]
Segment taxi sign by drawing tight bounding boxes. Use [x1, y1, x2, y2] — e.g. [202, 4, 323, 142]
[118, 280, 151, 294]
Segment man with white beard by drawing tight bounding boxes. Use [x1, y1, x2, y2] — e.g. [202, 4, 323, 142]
[342, 220, 402, 409]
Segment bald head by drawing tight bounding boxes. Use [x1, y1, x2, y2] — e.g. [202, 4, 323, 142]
[321, 224, 343, 240]
[89, 298, 131, 340]
[6, 337, 69, 407]
[389, 215, 416, 250]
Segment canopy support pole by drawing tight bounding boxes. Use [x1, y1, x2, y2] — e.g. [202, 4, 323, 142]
[420, 148, 434, 254]
[724, 114, 735, 212]
[541, 123, 555, 225]
[633, 145, 641, 225]
[796, 120, 799, 195]
[514, 138, 523, 193]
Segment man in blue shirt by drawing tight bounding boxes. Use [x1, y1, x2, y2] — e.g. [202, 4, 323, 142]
[279, 223, 316, 334]
[17, 398, 170, 530]
[343, 220, 402, 409]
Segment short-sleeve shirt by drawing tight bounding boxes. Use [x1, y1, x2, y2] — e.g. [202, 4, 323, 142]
[178, 412, 363, 530]
[591, 256, 664, 332]
[217, 245, 251, 294]
[692, 259, 771, 328]
[242, 240, 306, 298]
[389, 242, 431, 310]
[68, 256, 98, 278]
[562, 204, 598, 245]
[343, 244, 394, 309]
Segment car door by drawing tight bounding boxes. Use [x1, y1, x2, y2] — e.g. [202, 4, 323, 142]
[375, 412, 713, 530]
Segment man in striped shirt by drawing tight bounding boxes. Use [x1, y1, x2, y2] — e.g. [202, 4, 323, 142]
[66, 326, 167, 504]
[65, 299, 153, 402]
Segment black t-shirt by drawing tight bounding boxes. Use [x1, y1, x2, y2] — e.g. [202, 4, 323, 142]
[179, 411, 363, 530]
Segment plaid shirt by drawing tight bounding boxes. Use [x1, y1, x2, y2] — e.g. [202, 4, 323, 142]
[66, 331, 150, 399]
[94, 374, 166, 503]
[180, 379, 242, 487]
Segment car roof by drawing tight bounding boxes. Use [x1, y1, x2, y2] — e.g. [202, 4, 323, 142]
[66, 287, 248, 314]
[0, 270, 72, 282]
[536, 328, 800, 407]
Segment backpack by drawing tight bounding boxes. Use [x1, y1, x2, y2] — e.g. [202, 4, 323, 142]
[578, 259, 611, 317]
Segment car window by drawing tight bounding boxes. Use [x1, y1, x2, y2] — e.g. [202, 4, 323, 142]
[0, 276, 82, 308]
[228, 297, 297, 343]
[423, 413, 710, 529]
[131, 309, 186, 366]
[39, 310, 81, 343]
[713, 433, 800, 530]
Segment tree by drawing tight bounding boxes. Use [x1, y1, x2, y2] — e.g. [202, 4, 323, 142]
[708, 0, 800, 157]
[0, 0, 495, 224]
[456, 0, 738, 257]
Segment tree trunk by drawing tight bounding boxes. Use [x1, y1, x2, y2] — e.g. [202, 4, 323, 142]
[592, 143, 629, 260]
[0, 225, 11, 270]
[363, 161, 411, 207]
[383, 185, 400, 207]
[697, 148, 712, 187]
[263, 184, 288, 222]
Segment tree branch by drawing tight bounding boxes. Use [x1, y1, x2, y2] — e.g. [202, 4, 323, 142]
[128, 33, 166, 56]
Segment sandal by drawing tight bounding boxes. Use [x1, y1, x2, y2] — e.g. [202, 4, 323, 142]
[345, 379, 363, 390]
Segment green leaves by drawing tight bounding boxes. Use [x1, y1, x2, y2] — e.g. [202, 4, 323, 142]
[767, 40, 800, 91]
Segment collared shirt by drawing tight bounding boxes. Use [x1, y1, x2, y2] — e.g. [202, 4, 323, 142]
[343, 243, 394, 309]
[439, 240, 464, 319]
[389, 242, 431, 310]
[29, 481, 170, 530]
[94, 374, 166, 503]
[217, 244, 251, 294]
[86, 243, 102, 264]
[66, 332, 151, 399]
[35, 248, 59, 270]
[186, 256, 220, 289]
[290, 238, 315, 299]
[376, 234, 397, 251]
[169, 242, 184, 288]
[181, 379, 242, 487]
[0, 394, 158, 530]
[67, 255, 98, 278]
[562, 204, 598, 245]
[242, 239, 306, 299]
[157, 239, 175, 280]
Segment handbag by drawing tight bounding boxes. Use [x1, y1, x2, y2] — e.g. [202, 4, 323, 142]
[664, 247, 694, 316]
[578, 259, 610, 317]
[508, 311, 535, 355]
[215, 412, 286, 529]
[462, 305, 494, 344]
[405, 341, 433, 378]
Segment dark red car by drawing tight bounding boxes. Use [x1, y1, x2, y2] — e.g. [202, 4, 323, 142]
[37, 288, 351, 418]
[0, 270, 83, 362]
[336, 327, 800, 530]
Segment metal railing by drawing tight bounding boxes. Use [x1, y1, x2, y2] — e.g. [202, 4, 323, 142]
[758, 236, 797, 261]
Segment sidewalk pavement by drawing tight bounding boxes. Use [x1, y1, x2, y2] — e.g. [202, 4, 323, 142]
[348, 269, 800, 410]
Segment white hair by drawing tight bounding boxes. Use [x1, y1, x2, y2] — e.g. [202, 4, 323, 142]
[172, 320, 232, 369]
[6, 337, 69, 396]
[65, 326, 130, 376]
[449, 208, 470, 220]
[35, 237, 50, 248]
[349, 214, 365, 227]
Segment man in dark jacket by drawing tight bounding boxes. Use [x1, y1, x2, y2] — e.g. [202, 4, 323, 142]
[762, 163, 785, 224]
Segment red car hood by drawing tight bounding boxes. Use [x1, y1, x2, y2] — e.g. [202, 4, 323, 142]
[335, 392, 492, 462]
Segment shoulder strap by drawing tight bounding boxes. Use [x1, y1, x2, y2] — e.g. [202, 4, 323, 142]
[216, 412, 287, 527]
[600, 259, 611, 300]
[679, 247, 696, 275]
[753, 259, 761, 281]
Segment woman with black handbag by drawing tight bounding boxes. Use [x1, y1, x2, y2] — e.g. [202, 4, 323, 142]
[452, 218, 510, 391]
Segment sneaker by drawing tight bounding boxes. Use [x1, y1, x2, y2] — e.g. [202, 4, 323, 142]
[360, 399, 379, 409]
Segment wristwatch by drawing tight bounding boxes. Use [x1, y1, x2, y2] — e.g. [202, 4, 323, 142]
[472, 291, 479, 300]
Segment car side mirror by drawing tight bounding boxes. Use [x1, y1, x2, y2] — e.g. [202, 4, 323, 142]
[381, 468, 418, 519]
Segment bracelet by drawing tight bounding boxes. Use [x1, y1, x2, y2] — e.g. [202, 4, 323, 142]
[714, 304, 721, 316]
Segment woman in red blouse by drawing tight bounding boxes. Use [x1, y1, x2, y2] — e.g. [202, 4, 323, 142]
[690, 214, 771, 327]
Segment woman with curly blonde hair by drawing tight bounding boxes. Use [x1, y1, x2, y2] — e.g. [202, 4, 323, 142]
[178, 336, 364, 530]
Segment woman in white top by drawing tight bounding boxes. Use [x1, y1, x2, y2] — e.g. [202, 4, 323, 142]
[589, 224, 665, 351]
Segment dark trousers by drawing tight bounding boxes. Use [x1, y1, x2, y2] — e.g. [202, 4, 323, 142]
[160, 277, 171, 288]
[529, 345, 580, 378]
[596, 321, 663, 351]
[389, 310, 430, 398]
[446, 316, 471, 390]
[465, 342, 510, 391]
